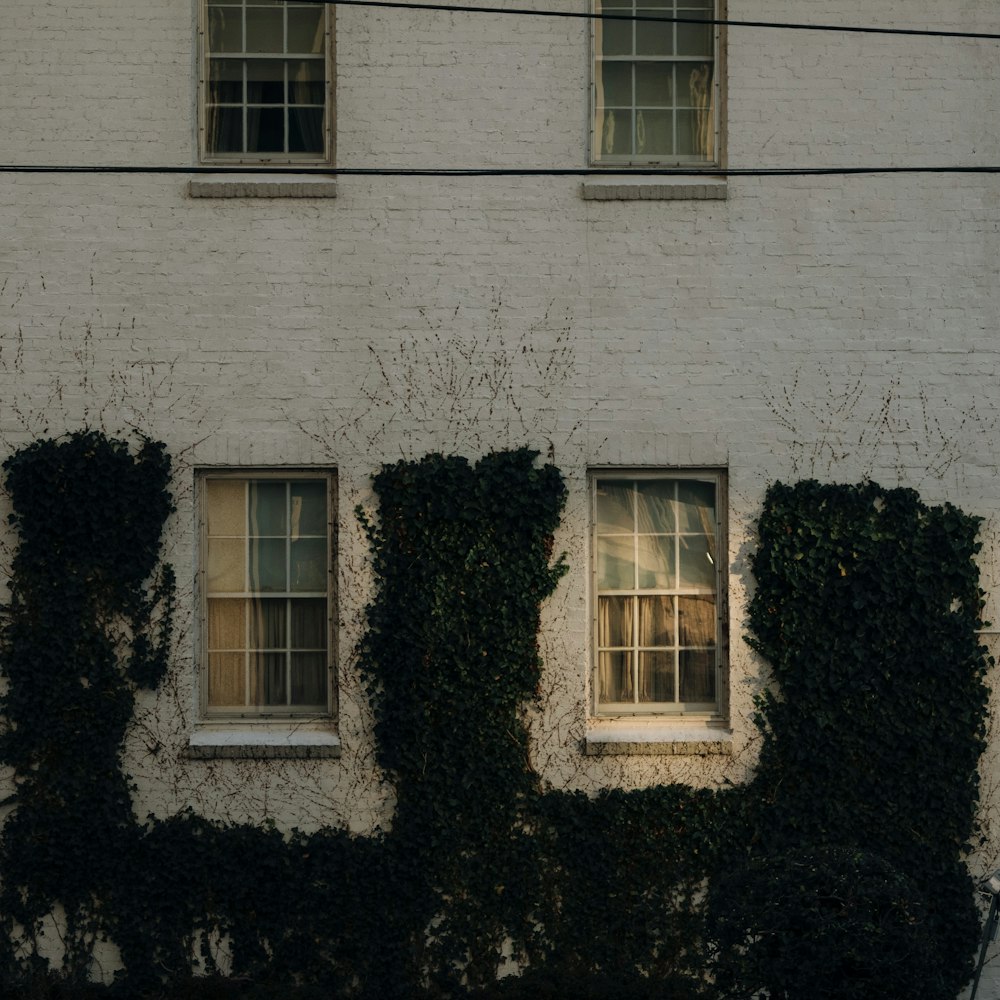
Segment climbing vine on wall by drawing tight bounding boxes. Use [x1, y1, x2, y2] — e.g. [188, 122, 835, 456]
[0, 438, 990, 1000]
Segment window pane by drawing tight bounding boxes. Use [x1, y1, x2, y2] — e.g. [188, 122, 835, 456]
[676, 108, 710, 156]
[287, 6, 324, 53]
[636, 8, 673, 56]
[207, 537, 245, 592]
[598, 109, 632, 157]
[250, 537, 286, 592]
[288, 60, 326, 106]
[599, 62, 632, 107]
[250, 481, 286, 534]
[247, 106, 285, 152]
[289, 108, 324, 153]
[251, 598, 286, 648]
[207, 107, 244, 153]
[599, 650, 632, 702]
[246, 7, 283, 52]
[291, 598, 326, 648]
[639, 651, 674, 702]
[679, 534, 715, 589]
[247, 59, 284, 104]
[680, 649, 715, 702]
[678, 595, 716, 646]
[636, 109, 673, 156]
[636, 480, 674, 532]
[597, 535, 635, 590]
[638, 595, 674, 646]
[291, 652, 326, 704]
[290, 537, 326, 592]
[635, 63, 673, 107]
[208, 598, 245, 649]
[602, 18, 633, 57]
[676, 479, 715, 531]
[208, 652, 245, 707]
[207, 479, 245, 536]
[636, 534, 674, 589]
[596, 480, 634, 532]
[679, 62, 713, 106]
[208, 5, 243, 53]
[598, 595, 632, 648]
[252, 652, 286, 705]
[677, 21, 713, 56]
[208, 59, 243, 103]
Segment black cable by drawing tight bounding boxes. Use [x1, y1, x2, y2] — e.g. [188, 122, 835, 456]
[2, 165, 1000, 177]
[311, 0, 1000, 42]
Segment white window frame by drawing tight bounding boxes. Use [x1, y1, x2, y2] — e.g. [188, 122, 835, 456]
[198, 1, 335, 165]
[197, 469, 337, 721]
[591, 469, 726, 718]
[591, 0, 723, 166]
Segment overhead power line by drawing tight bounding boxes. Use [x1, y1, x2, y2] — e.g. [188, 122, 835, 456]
[311, 0, 1000, 42]
[2, 165, 999, 177]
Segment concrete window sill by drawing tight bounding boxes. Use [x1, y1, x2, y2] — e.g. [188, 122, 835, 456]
[585, 719, 732, 756]
[186, 723, 341, 760]
[188, 174, 338, 199]
[581, 177, 727, 201]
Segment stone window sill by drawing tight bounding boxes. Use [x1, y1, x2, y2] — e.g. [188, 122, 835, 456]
[187, 174, 338, 199]
[585, 718, 732, 756]
[580, 177, 727, 201]
[186, 722, 341, 760]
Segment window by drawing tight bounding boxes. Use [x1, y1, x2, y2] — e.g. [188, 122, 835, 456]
[200, 1, 333, 162]
[592, 472, 724, 715]
[200, 473, 335, 716]
[592, 0, 719, 164]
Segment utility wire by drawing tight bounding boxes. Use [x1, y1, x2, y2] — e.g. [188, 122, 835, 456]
[2, 165, 999, 177]
[310, 0, 1000, 42]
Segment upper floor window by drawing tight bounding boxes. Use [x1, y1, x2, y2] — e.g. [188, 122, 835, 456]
[200, 472, 335, 717]
[200, 1, 333, 162]
[592, 472, 724, 715]
[592, 0, 719, 165]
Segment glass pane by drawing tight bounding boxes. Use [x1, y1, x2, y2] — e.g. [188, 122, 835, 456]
[208, 652, 245, 707]
[251, 598, 286, 649]
[289, 108, 324, 153]
[208, 6, 243, 53]
[636, 534, 674, 589]
[208, 598, 245, 650]
[676, 480, 715, 531]
[598, 109, 632, 157]
[677, 108, 712, 156]
[247, 106, 285, 152]
[598, 596, 632, 648]
[636, 63, 673, 107]
[636, 480, 674, 532]
[208, 59, 243, 103]
[636, 9, 673, 56]
[678, 595, 716, 646]
[291, 598, 326, 648]
[252, 652, 286, 706]
[291, 652, 326, 704]
[250, 481, 286, 535]
[247, 59, 284, 104]
[677, 21, 712, 56]
[291, 537, 326, 592]
[680, 649, 715, 702]
[597, 535, 635, 590]
[599, 650, 632, 703]
[288, 60, 326, 105]
[639, 595, 674, 646]
[679, 534, 715, 589]
[207, 479, 245, 537]
[601, 18, 633, 57]
[639, 651, 674, 702]
[246, 7, 283, 53]
[207, 537, 245, 592]
[207, 107, 244, 153]
[636, 109, 673, 156]
[599, 62, 632, 107]
[288, 6, 324, 53]
[250, 537, 286, 592]
[596, 480, 634, 532]
[679, 62, 713, 106]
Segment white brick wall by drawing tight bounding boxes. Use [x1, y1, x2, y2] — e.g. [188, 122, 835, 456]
[0, 0, 999, 891]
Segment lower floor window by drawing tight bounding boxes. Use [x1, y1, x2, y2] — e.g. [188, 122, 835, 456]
[593, 471, 724, 715]
[201, 472, 334, 716]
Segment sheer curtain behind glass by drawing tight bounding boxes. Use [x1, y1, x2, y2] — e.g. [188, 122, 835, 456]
[206, 478, 329, 714]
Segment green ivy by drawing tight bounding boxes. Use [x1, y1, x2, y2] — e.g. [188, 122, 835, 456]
[0, 440, 990, 1000]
